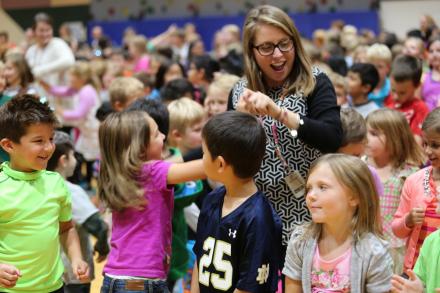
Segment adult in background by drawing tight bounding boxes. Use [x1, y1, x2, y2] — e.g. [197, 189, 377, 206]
[26, 12, 74, 106]
[229, 5, 342, 247]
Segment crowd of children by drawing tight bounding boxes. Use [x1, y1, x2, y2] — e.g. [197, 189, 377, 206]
[1, 5, 440, 293]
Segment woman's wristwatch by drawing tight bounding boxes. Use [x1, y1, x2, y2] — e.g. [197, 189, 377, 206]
[290, 113, 304, 138]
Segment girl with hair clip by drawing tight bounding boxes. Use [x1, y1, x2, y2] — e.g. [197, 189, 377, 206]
[39, 61, 101, 190]
[284, 154, 393, 292]
[392, 107, 440, 276]
[365, 108, 424, 275]
[3, 52, 36, 97]
[98, 110, 204, 292]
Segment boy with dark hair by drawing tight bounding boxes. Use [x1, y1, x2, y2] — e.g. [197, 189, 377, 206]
[347, 62, 380, 118]
[160, 78, 195, 105]
[191, 111, 282, 293]
[47, 131, 109, 293]
[0, 94, 88, 292]
[385, 54, 429, 140]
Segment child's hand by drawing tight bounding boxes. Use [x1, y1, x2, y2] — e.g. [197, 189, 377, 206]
[405, 207, 425, 228]
[71, 259, 89, 282]
[391, 270, 424, 293]
[0, 264, 21, 288]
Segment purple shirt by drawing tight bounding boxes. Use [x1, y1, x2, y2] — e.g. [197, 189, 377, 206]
[368, 165, 384, 198]
[50, 84, 99, 120]
[104, 160, 174, 278]
[422, 71, 440, 111]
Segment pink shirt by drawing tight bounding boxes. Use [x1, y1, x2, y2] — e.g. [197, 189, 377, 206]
[50, 84, 98, 120]
[311, 246, 351, 292]
[133, 55, 150, 73]
[104, 160, 173, 278]
[392, 167, 437, 270]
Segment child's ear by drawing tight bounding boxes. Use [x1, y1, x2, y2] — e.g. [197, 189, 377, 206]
[169, 129, 182, 144]
[0, 138, 14, 153]
[348, 194, 360, 208]
[216, 155, 227, 173]
[112, 100, 125, 112]
[361, 83, 372, 95]
[58, 154, 68, 168]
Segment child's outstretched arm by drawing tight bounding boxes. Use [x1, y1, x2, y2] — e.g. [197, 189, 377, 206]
[167, 159, 205, 185]
[190, 262, 200, 293]
[59, 220, 89, 282]
[0, 264, 21, 288]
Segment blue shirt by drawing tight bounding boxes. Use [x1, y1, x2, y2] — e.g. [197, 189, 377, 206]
[194, 186, 282, 292]
[368, 77, 391, 107]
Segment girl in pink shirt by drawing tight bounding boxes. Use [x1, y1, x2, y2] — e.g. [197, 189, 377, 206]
[97, 111, 204, 292]
[392, 108, 440, 272]
[128, 35, 150, 74]
[41, 61, 101, 190]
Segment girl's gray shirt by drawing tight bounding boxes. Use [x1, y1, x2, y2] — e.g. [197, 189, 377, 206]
[283, 226, 393, 292]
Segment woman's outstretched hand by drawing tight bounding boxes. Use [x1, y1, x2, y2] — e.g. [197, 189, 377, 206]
[237, 88, 280, 119]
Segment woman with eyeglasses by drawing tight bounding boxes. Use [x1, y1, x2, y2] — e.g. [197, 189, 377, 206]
[228, 4, 342, 261]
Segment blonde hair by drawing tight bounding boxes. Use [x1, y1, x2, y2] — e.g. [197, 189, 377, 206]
[109, 77, 144, 106]
[168, 97, 205, 134]
[353, 45, 369, 63]
[366, 109, 425, 167]
[98, 111, 151, 211]
[367, 43, 392, 65]
[208, 73, 240, 96]
[422, 107, 440, 134]
[306, 153, 382, 240]
[242, 5, 315, 96]
[328, 72, 347, 91]
[222, 24, 241, 40]
[70, 61, 101, 91]
[130, 35, 148, 54]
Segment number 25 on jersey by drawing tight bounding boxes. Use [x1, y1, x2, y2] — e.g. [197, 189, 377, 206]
[199, 237, 233, 291]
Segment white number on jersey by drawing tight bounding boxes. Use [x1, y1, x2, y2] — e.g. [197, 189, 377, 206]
[198, 237, 233, 291]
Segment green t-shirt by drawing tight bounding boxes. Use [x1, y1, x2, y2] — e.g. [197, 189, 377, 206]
[414, 229, 440, 293]
[0, 162, 72, 292]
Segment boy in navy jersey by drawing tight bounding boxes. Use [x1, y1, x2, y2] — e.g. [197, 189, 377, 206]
[191, 111, 282, 293]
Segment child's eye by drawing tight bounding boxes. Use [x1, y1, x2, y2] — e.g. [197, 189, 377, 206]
[319, 184, 327, 191]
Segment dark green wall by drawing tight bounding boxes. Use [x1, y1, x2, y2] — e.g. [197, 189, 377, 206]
[5, 5, 90, 33]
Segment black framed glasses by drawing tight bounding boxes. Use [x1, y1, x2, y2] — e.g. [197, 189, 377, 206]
[253, 38, 294, 56]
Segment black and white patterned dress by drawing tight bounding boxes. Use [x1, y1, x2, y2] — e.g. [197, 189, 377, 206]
[229, 68, 342, 244]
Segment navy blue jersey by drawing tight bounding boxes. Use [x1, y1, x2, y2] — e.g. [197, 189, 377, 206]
[194, 186, 282, 293]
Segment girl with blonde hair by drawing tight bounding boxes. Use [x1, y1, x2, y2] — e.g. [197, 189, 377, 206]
[40, 60, 102, 190]
[365, 108, 424, 274]
[284, 154, 393, 292]
[98, 111, 204, 291]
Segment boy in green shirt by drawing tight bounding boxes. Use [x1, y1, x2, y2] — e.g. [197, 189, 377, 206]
[0, 94, 88, 292]
[391, 229, 440, 293]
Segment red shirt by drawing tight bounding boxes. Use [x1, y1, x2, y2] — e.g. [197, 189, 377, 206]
[385, 98, 429, 136]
